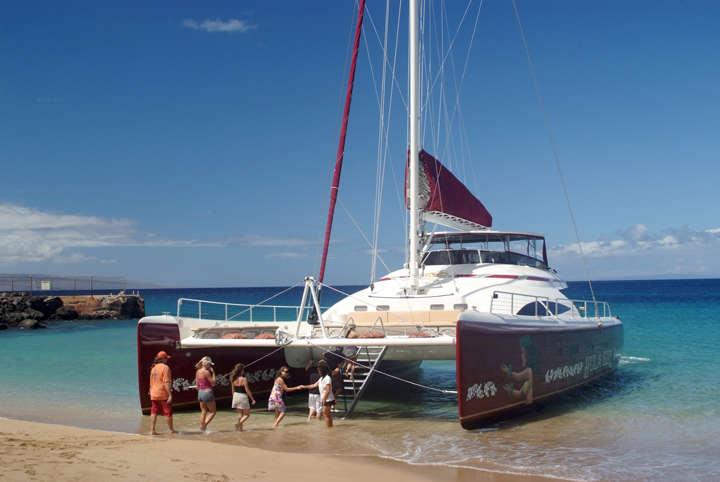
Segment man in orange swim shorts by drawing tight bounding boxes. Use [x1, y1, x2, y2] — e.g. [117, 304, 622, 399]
[149, 351, 179, 435]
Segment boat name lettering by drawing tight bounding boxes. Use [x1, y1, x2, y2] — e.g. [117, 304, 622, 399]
[583, 349, 615, 378]
[545, 362, 583, 383]
[466, 381, 498, 401]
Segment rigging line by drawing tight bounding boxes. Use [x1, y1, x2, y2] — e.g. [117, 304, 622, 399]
[433, 0, 482, 169]
[303, 338, 456, 395]
[372, 1, 402, 286]
[421, 0, 476, 114]
[372, 0, 391, 285]
[244, 345, 287, 369]
[336, 198, 394, 279]
[511, 0, 599, 309]
[363, 2, 409, 112]
[313, 4, 360, 279]
[194, 281, 306, 338]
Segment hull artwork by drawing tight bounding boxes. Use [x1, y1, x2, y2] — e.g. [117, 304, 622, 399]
[456, 317, 623, 430]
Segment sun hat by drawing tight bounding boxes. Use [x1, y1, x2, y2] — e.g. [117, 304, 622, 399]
[157, 351, 171, 359]
[200, 356, 214, 365]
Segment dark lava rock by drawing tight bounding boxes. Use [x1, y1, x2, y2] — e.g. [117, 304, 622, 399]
[53, 305, 79, 320]
[43, 296, 64, 314]
[19, 319, 46, 329]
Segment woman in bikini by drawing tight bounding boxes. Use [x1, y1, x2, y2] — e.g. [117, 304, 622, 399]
[195, 356, 216, 432]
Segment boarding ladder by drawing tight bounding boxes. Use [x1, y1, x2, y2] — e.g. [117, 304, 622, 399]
[331, 345, 388, 419]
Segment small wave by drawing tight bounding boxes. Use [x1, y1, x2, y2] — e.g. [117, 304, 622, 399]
[620, 356, 651, 364]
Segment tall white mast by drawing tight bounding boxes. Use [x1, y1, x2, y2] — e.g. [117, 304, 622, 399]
[408, 0, 420, 292]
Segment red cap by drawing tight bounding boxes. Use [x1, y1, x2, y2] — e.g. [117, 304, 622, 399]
[157, 351, 171, 359]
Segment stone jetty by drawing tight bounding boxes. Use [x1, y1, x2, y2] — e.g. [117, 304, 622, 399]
[0, 292, 145, 330]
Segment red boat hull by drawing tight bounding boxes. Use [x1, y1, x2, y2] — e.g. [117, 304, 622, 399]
[456, 317, 623, 430]
[137, 321, 301, 414]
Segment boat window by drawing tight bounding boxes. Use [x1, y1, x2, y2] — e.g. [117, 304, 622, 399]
[425, 233, 548, 268]
[423, 250, 451, 265]
[354, 305, 368, 312]
[586, 344, 593, 352]
[516, 301, 571, 316]
[430, 304, 444, 311]
[376, 305, 390, 311]
[422, 249, 480, 265]
[570, 346, 579, 355]
[453, 303, 468, 310]
[557, 348, 563, 356]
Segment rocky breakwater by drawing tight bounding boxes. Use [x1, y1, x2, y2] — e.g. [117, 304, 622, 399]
[0, 292, 145, 330]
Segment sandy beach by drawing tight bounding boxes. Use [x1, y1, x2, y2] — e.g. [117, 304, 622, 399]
[0, 418, 563, 482]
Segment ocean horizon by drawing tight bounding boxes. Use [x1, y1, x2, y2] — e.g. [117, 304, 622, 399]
[1, 278, 719, 481]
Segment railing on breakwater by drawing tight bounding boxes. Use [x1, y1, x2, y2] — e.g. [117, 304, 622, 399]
[0, 275, 127, 297]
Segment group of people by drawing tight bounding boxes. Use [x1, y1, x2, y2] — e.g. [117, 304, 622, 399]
[149, 352, 257, 434]
[148, 342, 356, 434]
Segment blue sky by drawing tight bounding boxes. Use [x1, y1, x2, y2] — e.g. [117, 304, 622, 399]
[1, 0, 719, 288]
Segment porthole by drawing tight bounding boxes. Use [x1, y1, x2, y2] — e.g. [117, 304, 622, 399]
[354, 305, 368, 312]
[430, 304, 445, 311]
[453, 303, 468, 310]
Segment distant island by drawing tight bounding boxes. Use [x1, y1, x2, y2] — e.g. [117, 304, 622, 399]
[0, 292, 145, 330]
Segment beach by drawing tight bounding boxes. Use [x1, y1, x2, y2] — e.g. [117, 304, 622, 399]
[0, 418, 559, 482]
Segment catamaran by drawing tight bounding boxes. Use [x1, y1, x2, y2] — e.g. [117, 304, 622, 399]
[138, 0, 622, 429]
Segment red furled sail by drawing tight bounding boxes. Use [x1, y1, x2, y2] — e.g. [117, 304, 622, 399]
[406, 150, 492, 229]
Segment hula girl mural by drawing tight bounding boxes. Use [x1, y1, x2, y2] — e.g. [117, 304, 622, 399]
[500, 335, 539, 405]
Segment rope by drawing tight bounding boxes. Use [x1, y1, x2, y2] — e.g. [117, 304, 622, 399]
[194, 281, 306, 338]
[244, 345, 287, 369]
[511, 0, 599, 311]
[303, 338, 456, 395]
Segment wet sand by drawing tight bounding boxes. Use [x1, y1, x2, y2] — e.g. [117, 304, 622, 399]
[0, 418, 564, 481]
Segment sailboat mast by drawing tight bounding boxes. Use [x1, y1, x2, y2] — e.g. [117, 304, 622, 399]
[408, 0, 420, 292]
[317, 0, 366, 286]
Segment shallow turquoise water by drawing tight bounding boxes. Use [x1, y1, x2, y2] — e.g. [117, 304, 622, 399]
[1, 280, 719, 481]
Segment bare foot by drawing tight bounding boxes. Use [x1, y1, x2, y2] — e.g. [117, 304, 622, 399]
[169, 430, 179, 434]
[150, 431, 160, 436]
[234, 423, 240, 431]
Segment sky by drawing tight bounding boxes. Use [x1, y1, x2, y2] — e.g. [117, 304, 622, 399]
[1, 0, 719, 288]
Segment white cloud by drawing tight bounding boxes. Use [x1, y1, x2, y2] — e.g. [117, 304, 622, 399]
[53, 253, 117, 265]
[0, 204, 314, 267]
[548, 223, 720, 280]
[182, 18, 256, 33]
[550, 223, 720, 259]
[230, 235, 314, 248]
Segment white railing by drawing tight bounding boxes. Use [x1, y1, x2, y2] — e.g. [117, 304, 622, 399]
[177, 298, 318, 323]
[490, 291, 611, 320]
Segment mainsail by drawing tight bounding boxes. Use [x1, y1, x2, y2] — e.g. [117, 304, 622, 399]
[406, 150, 492, 230]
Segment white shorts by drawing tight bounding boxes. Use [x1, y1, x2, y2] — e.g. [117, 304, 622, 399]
[308, 393, 322, 412]
[232, 392, 250, 410]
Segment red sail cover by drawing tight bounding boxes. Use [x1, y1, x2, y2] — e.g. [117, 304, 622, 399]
[406, 150, 492, 229]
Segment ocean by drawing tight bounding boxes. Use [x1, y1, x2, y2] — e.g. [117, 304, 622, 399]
[1, 279, 719, 481]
